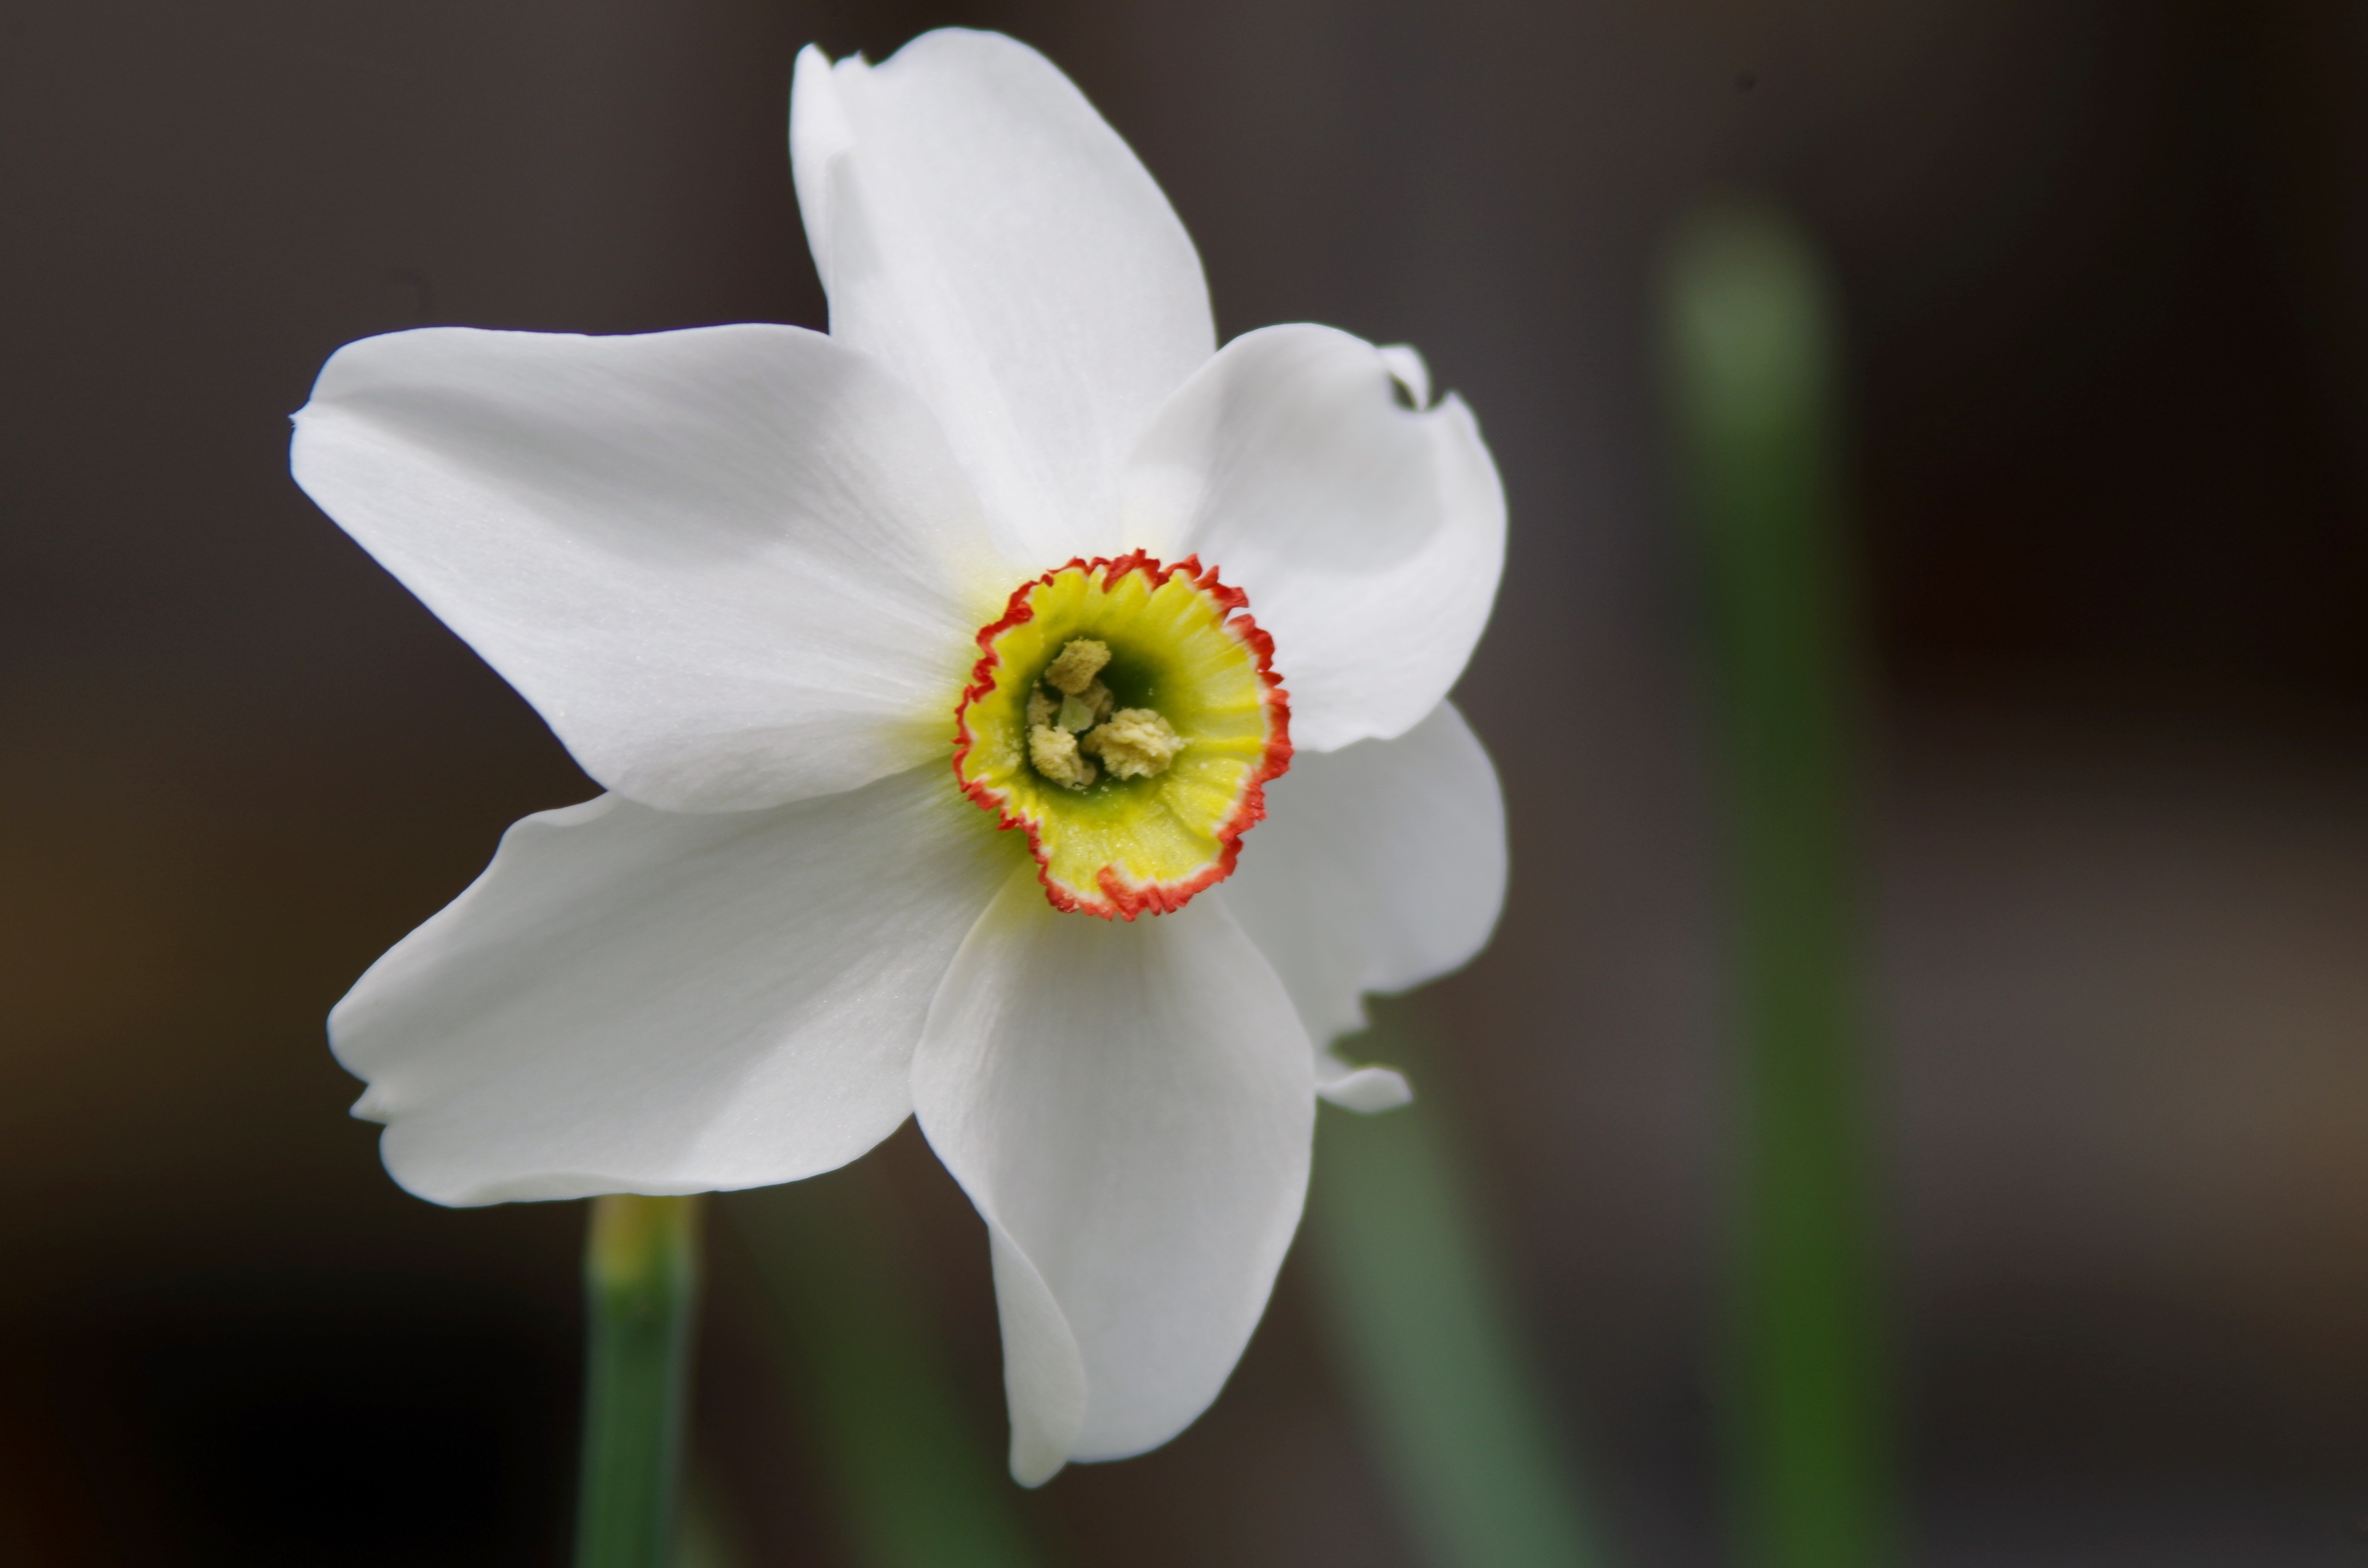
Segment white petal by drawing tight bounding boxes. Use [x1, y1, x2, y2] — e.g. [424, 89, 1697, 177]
[1218, 701, 1507, 1063]
[293, 323, 1003, 813]
[333, 766, 1016, 1206]
[913, 872, 1315, 1480]
[1122, 325, 1506, 751]
[986, 1227, 1088, 1487]
[1313, 1059, 1415, 1114]
[791, 33, 1215, 567]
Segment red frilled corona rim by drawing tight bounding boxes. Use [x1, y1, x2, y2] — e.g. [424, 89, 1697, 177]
[951, 550, 1293, 919]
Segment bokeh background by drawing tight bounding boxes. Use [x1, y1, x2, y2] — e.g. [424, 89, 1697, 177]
[5, 0, 2367, 1563]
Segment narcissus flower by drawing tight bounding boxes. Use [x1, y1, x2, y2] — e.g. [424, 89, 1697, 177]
[294, 28, 1505, 1483]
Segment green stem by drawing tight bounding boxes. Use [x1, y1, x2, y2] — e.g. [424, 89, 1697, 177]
[1661, 196, 1895, 1568]
[1307, 1012, 1606, 1568]
[576, 1193, 704, 1568]
[725, 1174, 1046, 1568]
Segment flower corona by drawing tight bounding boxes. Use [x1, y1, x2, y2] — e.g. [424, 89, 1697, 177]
[954, 551, 1291, 919]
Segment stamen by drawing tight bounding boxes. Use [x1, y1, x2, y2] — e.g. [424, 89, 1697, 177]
[1028, 723, 1097, 790]
[1043, 638, 1110, 695]
[1026, 640, 1177, 786]
[1081, 708, 1184, 779]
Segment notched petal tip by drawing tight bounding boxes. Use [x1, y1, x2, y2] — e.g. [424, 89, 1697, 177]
[1317, 1059, 1414, 1114]
[1376, 343, 1432, 410]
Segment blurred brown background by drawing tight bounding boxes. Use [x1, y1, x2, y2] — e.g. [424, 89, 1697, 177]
[4, 0, 2366, 1563]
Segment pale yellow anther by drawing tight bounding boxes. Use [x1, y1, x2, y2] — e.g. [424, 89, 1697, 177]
[1025, 642, 1180, 789]
[1028, 723, 1098, 790]
[1081, 707, 1185, 780]
[1043, 638, 1111, 695]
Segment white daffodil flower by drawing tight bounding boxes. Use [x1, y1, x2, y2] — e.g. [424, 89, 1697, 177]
[293, 28, 1506, 1484]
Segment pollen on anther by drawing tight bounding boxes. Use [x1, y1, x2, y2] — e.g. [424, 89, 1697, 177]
[1043, 638, 1110, 695]
[1082, 708, 1184, 779]
[1028, 723, 1098, 790]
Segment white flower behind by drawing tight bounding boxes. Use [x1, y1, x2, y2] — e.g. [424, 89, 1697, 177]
[294, 28, 1506, 1483]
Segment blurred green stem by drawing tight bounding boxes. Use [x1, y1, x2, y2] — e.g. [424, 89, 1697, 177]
[1307, 1013, 1606, 1568]
[725, 1175, 1046, 1568]
[1662, 198, 1894, 1568]
[577, 1193, 704, 1568]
